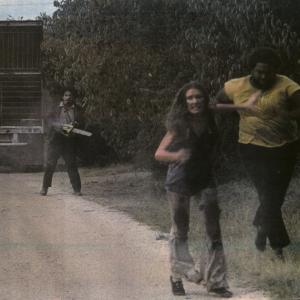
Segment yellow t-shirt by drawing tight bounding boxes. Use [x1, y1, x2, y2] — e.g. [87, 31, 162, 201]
[224, 75, 300, 147]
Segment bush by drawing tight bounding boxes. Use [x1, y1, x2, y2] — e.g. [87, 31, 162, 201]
[40, 0, 300, 166]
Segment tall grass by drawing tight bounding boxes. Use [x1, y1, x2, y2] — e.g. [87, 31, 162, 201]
[215, 179, 300, 299]
[83, 165, 300, 299]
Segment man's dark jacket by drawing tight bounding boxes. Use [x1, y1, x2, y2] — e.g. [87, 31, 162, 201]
[46, 103, 85, 143]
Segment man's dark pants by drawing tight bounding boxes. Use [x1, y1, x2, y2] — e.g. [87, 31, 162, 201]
[239, 142, 298, 249]
[43, 136, 81, 192]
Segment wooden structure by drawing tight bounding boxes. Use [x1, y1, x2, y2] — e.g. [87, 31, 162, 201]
[0, 21, 44, 169]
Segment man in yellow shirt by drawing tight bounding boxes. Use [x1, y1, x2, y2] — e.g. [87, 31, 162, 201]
[216, 47, 300, 260]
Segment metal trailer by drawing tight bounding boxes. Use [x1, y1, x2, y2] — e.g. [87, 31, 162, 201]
[0, 20, 44, 170]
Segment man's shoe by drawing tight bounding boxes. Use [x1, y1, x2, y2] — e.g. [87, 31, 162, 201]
[73, 191, 82, 196]
[170, 276, 185, 296]
[273, 248, 285, 262]
[255, 226, 267, 251]
[210, 287, 233, 298]
[40, 187, 48, 196]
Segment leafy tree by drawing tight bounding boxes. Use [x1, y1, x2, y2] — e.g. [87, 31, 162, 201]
[40, 0, 300, 165]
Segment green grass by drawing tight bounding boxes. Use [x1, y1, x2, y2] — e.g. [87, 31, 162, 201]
[217, 180, 300, 299]
[82, 164, 300, 300]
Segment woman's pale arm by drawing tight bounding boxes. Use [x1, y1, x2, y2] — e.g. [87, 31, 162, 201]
[154, 131, 190, 163]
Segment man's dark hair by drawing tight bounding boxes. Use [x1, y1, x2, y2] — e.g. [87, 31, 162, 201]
[247, 47, 281, 70]
[62, 87, 76, 97]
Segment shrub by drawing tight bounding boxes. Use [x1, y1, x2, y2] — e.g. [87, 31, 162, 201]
[40, 0, 300, 167]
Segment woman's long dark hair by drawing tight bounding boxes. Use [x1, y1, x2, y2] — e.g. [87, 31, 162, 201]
[166, 81, 210, 135]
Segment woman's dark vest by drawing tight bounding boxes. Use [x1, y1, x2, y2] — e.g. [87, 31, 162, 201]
[165, 120, 217, 196]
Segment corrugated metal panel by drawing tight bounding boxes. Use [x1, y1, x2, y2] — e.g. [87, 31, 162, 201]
[0, 22, 42, 72]
[0, 73, 42, 126]
[0, 21, 44, 166]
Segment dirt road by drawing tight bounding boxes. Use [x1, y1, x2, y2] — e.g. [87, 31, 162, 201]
[0, 172, 270, 300]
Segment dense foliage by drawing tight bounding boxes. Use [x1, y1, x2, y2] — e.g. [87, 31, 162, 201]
[41, 0, 300, 166]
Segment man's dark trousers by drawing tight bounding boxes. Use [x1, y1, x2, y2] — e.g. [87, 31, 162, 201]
[43, 135, 81, 192]
[239, 142, 298, 249]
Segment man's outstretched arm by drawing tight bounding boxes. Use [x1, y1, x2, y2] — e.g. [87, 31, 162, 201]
[211, 88, 261, 113]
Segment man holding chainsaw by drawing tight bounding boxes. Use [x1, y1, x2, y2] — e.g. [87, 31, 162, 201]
[40, 89, 88, 196]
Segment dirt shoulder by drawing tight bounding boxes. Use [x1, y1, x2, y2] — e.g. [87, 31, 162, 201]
[0, 167, 270, 299]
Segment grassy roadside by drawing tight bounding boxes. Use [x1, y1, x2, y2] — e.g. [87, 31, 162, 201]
[81, 164, 300, 300]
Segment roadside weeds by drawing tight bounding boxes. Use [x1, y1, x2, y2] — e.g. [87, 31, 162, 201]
[81, 164, 300, 300]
